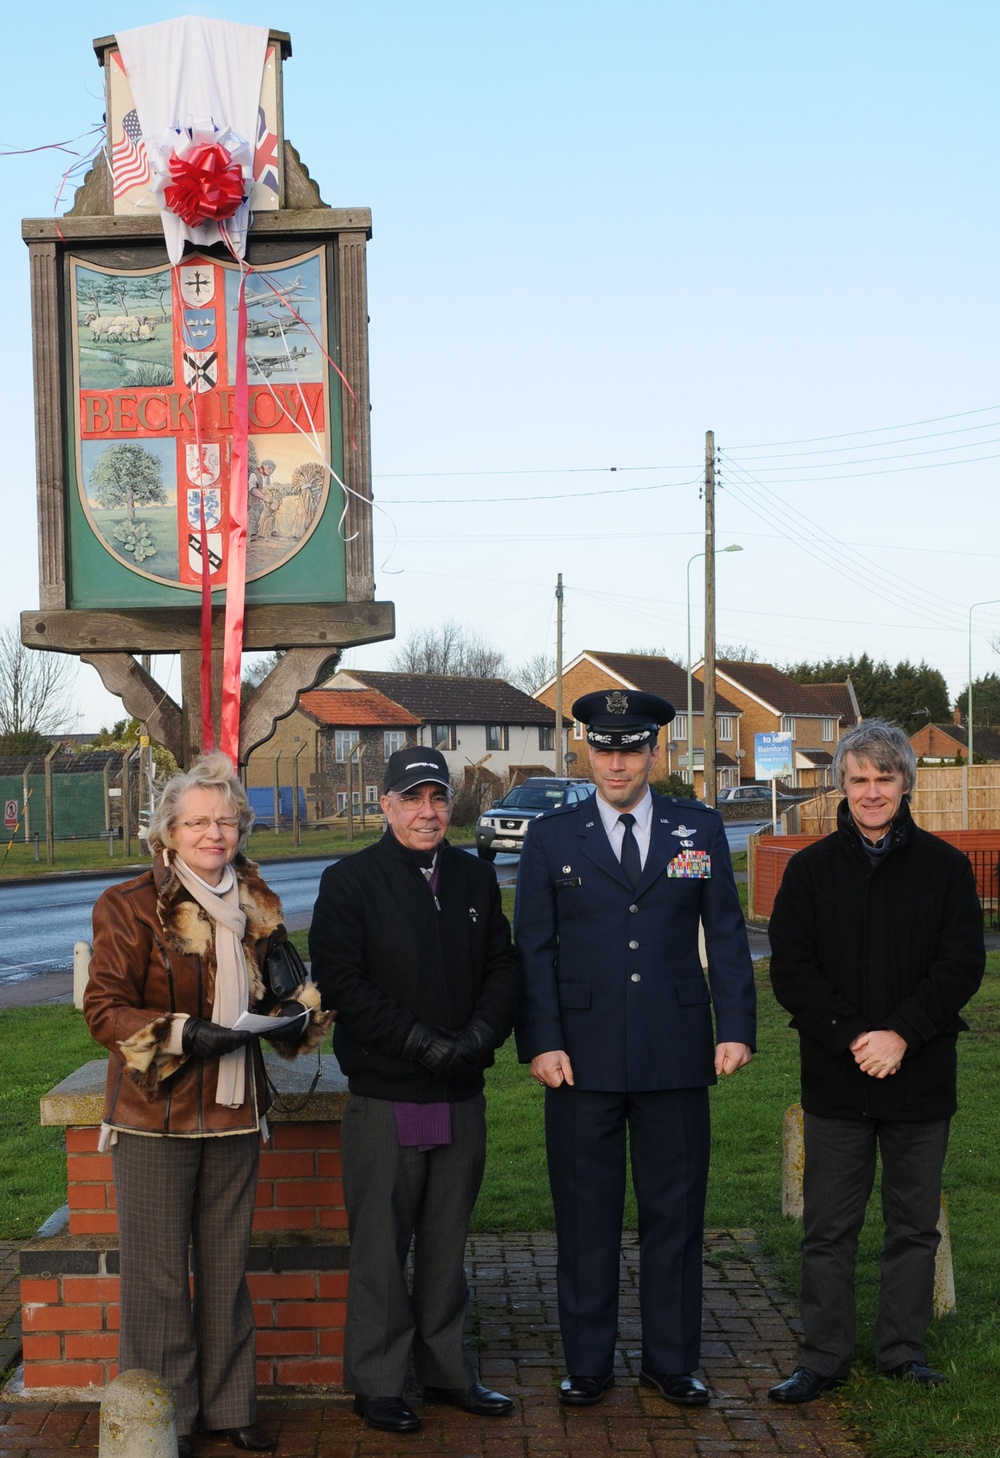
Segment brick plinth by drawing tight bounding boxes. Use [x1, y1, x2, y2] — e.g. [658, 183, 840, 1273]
[19, 1056, 349, 1394]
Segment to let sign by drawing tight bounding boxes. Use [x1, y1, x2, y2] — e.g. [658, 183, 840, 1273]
[754, 732, 794, 780]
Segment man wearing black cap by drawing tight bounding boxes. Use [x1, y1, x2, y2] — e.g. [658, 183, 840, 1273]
[515, 690, 756, 1408]
[310, 747, 520, 1434]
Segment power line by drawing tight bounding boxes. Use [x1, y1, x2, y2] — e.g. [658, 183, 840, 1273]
[725, 403, 1000, 451]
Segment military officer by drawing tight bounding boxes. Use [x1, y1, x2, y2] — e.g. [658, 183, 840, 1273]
[515, 690, 756, 1408]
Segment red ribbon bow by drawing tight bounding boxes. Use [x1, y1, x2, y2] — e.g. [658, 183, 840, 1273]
[164, 142, 245, 227]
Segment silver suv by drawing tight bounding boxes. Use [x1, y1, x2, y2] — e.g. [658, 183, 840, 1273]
[475, 777, 595, 861]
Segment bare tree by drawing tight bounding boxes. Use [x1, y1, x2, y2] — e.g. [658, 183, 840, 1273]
[390, 621, 509, 678]
[717, 643, 760, 662]
[0, 622, 76, 749]
[509, 652, 555, 695]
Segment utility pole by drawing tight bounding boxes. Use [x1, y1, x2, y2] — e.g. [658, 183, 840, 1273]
[703, 431, 718, 806]
[555, 573, 564, 776]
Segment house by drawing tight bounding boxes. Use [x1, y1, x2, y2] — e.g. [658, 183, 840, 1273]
[910, 721, 1000, 765]
[534, 651, 744, 793]
[694, 661, 844, 787]
[244, 689, 420, 819]
[327, 670, 568, 791]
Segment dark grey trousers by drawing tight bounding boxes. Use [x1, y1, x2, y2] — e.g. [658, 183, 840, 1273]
[341, 1092, 487, 1397]
[799, 1112, 949, 1377]
[112, 1131, 259, 1436]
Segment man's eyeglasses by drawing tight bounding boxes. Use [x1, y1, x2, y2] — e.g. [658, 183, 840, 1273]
[394, 791, 451, 808]
[180, 816, 241, 832]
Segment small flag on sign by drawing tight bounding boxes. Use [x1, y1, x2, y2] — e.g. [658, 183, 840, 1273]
[112, 109, 151, 198]
[254, 105, 279, 194]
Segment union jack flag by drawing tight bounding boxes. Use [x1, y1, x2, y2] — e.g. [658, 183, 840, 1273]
[112, 108, 151, 198]
[254, 105, 279, 195]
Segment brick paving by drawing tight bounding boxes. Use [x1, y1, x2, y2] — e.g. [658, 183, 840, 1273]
[0, 1229, 862, 1457]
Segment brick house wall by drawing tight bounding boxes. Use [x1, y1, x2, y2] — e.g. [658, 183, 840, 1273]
[911, 723, 966, 762]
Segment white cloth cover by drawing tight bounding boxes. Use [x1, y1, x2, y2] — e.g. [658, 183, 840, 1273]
[116, 17, 269, 263]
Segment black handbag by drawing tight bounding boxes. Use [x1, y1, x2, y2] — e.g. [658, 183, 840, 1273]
[265, 935, 311, 1000]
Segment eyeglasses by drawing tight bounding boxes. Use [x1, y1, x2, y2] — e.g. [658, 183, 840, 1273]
[394, 791, 451, 808]
[180, 816, 241, 832]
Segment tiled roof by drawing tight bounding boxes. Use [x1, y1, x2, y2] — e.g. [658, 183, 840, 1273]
[796, 749, 834, 766]
[807, 681, 859, 723]
[344, 671, 563, 725]
[587, 653, 741, 716]
[918, 723, 1000, 760]
[298, 689, 420, 728]
[715, 662, 837, 716]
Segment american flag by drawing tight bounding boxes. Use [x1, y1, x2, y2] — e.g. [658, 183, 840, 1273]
[254, 105, 279, 195]
[112, 109, 150, 199]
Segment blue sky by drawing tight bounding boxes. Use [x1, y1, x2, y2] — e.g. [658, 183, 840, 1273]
[3, 2, 998, 730]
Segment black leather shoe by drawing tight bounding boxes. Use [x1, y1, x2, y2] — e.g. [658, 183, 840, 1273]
[423, 1382, 514, 1415]
[178, 1439, 194, 1458]
[558, 1373, 614, 1406]
[639, 1370, 709, 1407]
[882, 1360, 947, 1387]
[768, 1366, 846, 1404]
[353, 1396, 421, 1433]
[225, 1425, 276, 1451]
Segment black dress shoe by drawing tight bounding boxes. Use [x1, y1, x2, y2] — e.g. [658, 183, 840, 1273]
[423, 1382, 514, 1415]
[882, 1360, 947, 1387]
[224, 1425, 276, 1451]
[352, 1396, 421, 1433]
[178, 1439, 194, 1458]
[768, 1366, 846, 1404]
[558, 1373, 614, 1406]
[639, 1370, 709, 1407]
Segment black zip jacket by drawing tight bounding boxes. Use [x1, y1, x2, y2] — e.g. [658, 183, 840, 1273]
[309, 830, 520, 1101]
[768, 798, 984, 1121]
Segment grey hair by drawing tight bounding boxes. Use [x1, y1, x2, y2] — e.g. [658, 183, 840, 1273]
[832, 718, 917, 794]
[147, 751, 254, 856]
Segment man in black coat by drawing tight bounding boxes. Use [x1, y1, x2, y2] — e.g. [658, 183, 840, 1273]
[310, 748, 520, 1434]
[768, 719, 985, 1404]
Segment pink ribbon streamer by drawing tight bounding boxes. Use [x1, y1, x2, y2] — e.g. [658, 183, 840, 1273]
[220, 268, 250, 765]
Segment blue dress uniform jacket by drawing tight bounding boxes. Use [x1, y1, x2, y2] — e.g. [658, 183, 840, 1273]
[515, 793, 756, 1084]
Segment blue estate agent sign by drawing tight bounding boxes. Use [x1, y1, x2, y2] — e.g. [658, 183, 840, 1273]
[754, 731, 794, 780]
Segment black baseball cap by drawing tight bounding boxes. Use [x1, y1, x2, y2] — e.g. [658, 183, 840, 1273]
[383, 746, 452, 795]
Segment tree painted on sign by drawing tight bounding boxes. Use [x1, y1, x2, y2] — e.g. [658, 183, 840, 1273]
[90, 443, 167, 564]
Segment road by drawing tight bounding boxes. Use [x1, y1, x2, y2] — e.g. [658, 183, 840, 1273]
[0, 823, 770, 1006]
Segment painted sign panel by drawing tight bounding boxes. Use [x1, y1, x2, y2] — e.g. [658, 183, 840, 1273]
[67, 246, 345, 608]
[754, 731, 794, 779]
[107, 43, 281, 214]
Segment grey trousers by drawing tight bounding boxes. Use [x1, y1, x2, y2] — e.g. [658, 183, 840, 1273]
[112, 1131, 259, 1436]
[341, 1092, 487, 1397]
[799, 1112, 949, 1377]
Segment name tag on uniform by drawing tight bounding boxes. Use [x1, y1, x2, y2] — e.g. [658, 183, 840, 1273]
[667, 849, 712, 879]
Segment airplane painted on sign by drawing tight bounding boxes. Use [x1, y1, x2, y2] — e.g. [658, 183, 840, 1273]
[247, 345, 310, 378]
[242, 277, 317, 309]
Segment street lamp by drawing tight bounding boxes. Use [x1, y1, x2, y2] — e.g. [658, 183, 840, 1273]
[686, 544, 742, 790]
[967, 598, 1000, 768]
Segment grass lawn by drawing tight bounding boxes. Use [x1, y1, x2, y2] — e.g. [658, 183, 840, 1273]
[2, 935, 998, 1455]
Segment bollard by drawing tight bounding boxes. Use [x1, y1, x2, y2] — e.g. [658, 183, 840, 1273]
[933, 1194, 956, 1319]
[781, 1103, 956, 1319]
[781, 1103, 804, 1219]
[73, 941, 93, 1011]
[99, 1369, 177, 1458]
[33, 831, 40, 862]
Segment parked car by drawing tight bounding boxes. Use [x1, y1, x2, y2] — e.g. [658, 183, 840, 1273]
[475, 777, 596, 860]
[718, 784, 795, 803]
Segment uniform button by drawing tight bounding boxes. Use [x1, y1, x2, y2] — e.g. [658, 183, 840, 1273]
[629, 904, 639, 914]
[631, 973, 641, 983]
[629, 940, 639, 950]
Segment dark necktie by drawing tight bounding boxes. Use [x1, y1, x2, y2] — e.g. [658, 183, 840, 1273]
[618, 813, 641, 889]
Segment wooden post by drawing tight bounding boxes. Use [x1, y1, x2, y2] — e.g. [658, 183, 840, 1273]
[272, 753, 282, 834]
[292, 741, 307, 846]
[703, 431, 718, 806]
[44, 745, 59, 865]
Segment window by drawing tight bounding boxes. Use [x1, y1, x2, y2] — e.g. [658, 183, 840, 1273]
[486, 724, 508, 751]
[780, 716, 795, 736]
[365, 784, 378, 804]
[718, 716, 733, 742]
[573, 719, 583, 740]
[673, 713, 687, 739]
[383, 729, 407, 757]
[822, 718, 835, 742]
[335, 729, 359, 762]
[538, 724, 554, 751]
[337, 790, 363, 811]
[428, 723, 456, 751]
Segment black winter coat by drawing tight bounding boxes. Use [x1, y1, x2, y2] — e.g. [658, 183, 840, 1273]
[309, 831, 520, 1101]
[768, 799, 984, 1121]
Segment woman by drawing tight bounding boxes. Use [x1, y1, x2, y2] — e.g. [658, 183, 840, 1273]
[84, 753, 332, 1457]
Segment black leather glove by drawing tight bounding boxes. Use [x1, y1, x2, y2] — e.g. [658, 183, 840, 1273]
[261, 1001, 310, 1044]
[400, 1021, 461, 1073]
[446, 1020, 498, 1075]
[181, 1018, 254, 1059]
